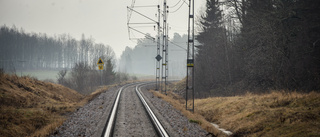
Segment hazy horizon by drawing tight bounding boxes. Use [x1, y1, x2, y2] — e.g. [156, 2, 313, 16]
[0, 0, 206, 58]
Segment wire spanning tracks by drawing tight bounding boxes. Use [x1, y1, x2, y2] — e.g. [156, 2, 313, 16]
[101, 83, 169, 137]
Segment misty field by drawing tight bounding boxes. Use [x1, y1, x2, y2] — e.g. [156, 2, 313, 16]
[19, 70, 59, 81]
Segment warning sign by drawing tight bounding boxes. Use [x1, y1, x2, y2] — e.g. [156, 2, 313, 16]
[97, 58, 104, 65]
[98, 65, 103, 70]
[155, 55, 162, 61]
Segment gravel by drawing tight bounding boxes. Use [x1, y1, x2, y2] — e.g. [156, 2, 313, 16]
[113, 85, 157, 136]
[51, 86, 119, 137]
[141, 84, 208, 137]
[51, 83, 208, 137]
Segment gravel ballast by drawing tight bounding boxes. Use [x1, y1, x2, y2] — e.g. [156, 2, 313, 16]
[140, 84, 208, 137]
[51, 87, 119, 137]
[51, 83, 208, 137]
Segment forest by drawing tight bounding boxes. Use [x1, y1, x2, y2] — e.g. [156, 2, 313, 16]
[195, 0, 320, 97]
[0, 25, 120, 94]
[0, 25, 115, 71]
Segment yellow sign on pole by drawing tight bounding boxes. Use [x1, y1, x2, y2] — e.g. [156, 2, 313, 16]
[97, 58, 104, 65]
[98, 65, 103, 70]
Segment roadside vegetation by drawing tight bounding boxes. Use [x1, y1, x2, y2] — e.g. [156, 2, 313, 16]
[0, 69, 112, 136]
[0, 70, 82, 136]
[194, 91, 320, 136]
[152, 81, 320, 136]
[0, 67, 142, 136]
[56, 62, 138, 95]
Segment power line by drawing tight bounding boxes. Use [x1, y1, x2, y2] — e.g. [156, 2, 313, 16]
[170, 0, 182, 8]
[133, 5, 158, 8]
[169, 40, 187, 51]
[170, 1, 185, 13]
[182, 0, 188, 6]
[127, 6, 158, 23]
[128, 22, 158, 25]
[128, 26, 156, 41]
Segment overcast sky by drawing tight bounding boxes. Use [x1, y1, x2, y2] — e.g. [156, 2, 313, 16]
[0, 0, 206, 58]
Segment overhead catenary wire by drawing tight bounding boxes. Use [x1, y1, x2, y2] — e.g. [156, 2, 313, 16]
[129, 22, 158, 25]
[169, 40, 187, 51]
[127, 2, 159, 41]
[182, 0, 188, 6]
[169, 1, 184, 13]
[132, 5, 158, 8]
[128, 26, 156, 41]
[127, 6, 158, 23]
[170, 0, 182, 8]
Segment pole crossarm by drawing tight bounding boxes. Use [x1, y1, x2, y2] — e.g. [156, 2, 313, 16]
[127, 6, 158, 23]
[128, 22, 157, 25]
[128, 26, 156, 41]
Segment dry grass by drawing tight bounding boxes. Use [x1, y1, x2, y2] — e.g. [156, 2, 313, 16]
[0, 73, 84, 137]
[152, 81, 320, 136]
[0, 71, 145, 137]
[194, 91, 320, 136]
[0, 69, 153, 137]
[150, 90, 228, 137]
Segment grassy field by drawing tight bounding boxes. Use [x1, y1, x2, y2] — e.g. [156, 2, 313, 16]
[194, 91, 320, 136]
[151, 82, 320, 137]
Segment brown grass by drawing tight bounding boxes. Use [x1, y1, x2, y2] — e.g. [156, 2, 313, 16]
[150, 90, 228, 137]
[0, 73, 84, 136]
[0, 72, 146, 137]
[194, 91, 320, 136]
[151, 81, 320, 137]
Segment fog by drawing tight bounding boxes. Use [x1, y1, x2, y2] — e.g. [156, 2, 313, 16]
[0, 0, 206, 58]
[118, 33, 189, 79]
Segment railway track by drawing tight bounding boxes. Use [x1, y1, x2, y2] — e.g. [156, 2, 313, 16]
[101, 83, 169, 137]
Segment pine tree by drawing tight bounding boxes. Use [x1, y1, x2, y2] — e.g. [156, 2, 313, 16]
[104, 59, 115, 85]
[195, 0, 230, 96]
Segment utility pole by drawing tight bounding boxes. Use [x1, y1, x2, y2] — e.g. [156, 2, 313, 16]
[161, 0, 168, 95]
[155, 5, 161, 91]
[186, 0, 195, 112]
[166, 23, 169, 86]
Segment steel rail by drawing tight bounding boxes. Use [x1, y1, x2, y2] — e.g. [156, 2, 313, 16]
[101, 86, 124, 137]
[102, 82, 169, 137]
[135, 84, 169, 137]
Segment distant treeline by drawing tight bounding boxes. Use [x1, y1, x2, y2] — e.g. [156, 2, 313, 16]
[118, 33, 188, 77]
[195, 0, 320, 96]
[0, 25, 115, 71]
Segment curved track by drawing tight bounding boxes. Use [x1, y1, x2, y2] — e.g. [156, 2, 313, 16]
[101, 83, 169, 137]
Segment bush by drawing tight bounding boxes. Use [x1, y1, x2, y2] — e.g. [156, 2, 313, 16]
[59, 62, 117, 94]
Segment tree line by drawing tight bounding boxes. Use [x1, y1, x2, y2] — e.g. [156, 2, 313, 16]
[195, 0, 320, 97]
[118, 33, 188, 78]
[0, 25, 126, 94]
[0, 25, 115, 71]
